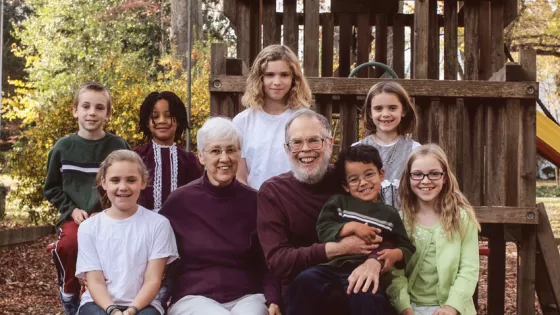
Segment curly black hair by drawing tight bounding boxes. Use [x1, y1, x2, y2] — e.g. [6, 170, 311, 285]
[334, 144, 384, 184]
[139, 91, 189, 142]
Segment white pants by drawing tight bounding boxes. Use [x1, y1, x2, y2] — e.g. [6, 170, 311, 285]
[167, 293, 268, 315]
[411, 302, 440, 315]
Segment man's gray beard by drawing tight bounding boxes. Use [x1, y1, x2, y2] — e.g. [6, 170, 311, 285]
[291, 153, 330, 184]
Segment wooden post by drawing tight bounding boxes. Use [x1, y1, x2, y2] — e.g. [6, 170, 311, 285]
[413, 0, 429, 79]
[262, 0, 278, 47]
[316, 13, 334, 124]
[375, 13, 388, 78]
[304, 0, 320, 76]
[444, 0, 458, 80]
[428, 0, 439, 79]
[392, 13, 405, 79]
[283, 0, 298, 55]
[210, 43, 227, 117]
[338, 14, 352, 78]
[517, 48, 537, 315]
[236, 2, 252, 67]
[357, 13, 371, 77]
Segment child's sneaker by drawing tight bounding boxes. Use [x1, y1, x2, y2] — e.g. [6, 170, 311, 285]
[59, 292, 79, 315]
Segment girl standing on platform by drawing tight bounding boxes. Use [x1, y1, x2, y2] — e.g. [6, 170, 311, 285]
[387, 144, 480, 315]
[76, 150, 178, 315]
[233, 44, 312, 189]
[134, 91, 202, 212]
[354, 81, 419, 209]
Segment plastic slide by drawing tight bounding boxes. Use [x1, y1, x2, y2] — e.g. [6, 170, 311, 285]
[537, 110, 560, 167]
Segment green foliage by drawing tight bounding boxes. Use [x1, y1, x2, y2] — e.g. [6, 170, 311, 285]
[4, 0, 211, 224]
[536, 185, 560, 198]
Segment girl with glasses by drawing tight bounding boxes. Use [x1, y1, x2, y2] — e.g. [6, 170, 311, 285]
[233, 45, 312, 190]
[387, 144, 481, 315]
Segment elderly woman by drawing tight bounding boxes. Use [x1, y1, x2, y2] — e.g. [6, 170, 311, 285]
[159, 117, 281, 315]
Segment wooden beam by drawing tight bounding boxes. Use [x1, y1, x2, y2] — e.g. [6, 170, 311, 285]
[210, 43, 228, 117]
[304, 0, 320, 76]
[444, 0, 458, 80]
[209, 76, 539, 99]
[536, 203, 560, 313]
[473, 207, 538, 224]
[392, 13, 405, 78]
[283, 0, 298, 55]
[375, 13, 388, 77]
[413, 0, 429, 79]
[463, 0, 479, 80]
[262, 0, 278, 46]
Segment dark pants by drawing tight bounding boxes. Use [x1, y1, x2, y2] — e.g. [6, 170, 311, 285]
[285, 265, 389, 315]
[78, 302, 161, 315]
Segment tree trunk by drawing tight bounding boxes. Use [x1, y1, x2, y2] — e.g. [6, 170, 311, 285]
[170, 0, 202, 71]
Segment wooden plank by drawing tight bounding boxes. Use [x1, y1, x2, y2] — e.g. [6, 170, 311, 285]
[444, 0, 458, 80]
[262, 0, 278, 47]
[209, 76, 539, 99]
[473, 207, 538, 224]
[249, 1, 260, 64]
[375, 13, 388, 78]
[428, 0, 439, 79]
[392, 13, 405, 78]
[236, 2, 252, 67]
[0, 226, 55, 248]
[283, 0, 298, 55]
[321, 13, 334, 77]
[478, 1, 492, 79]
[517, 48, 537, 315]
[210, 43, 228, 117]
[437, 98, 459, 177]
[357, 13, 371, 78]
[414, 97, 430, 143]
[535, 250, 560, 315]
[463, 0, 479, 80]
[338, 14, 353, 77]
[491, 0, 505, 73]
[413, 0, 429, 79]
[536, 203, 560, 313]
[304, 0, 320, 76]
[331, 0, 399, 13]
[340, 97, 358, 149]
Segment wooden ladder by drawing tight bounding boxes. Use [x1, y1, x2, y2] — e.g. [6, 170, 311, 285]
[536, 203, 560, 315]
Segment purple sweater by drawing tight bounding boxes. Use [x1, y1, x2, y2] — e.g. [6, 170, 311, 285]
[257, 168, 344, 296]
[133, 142, 202, 210]
[159, 173, 280, 305]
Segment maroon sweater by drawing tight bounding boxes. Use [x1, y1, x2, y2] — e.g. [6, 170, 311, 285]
[257, 168, 344, 295]
[160, 173, 280, 305]
[133, 142, 202, 210]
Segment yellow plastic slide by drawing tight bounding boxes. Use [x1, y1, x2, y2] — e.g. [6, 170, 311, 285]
[537, 111, 560, 167]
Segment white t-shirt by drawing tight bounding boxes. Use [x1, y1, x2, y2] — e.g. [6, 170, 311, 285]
[76, 206, 178, 314]
[233, 108, 297, 189]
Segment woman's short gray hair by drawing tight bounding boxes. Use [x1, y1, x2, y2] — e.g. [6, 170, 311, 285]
[197, 117, 243, 152]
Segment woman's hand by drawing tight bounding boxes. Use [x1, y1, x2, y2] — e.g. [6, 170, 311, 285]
[377, 248, 404, 273]
[432, 305, 458, 315]
[268, 303, 282, 315]
[347, 258, 382, 294]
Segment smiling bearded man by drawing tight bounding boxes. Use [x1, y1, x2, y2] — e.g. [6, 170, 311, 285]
[257, 109, 388, 315]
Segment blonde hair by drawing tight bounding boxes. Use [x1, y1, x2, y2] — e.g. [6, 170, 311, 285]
[241, 45, 312, 109]
[96, 150, 149, 209]
[73, 82, 112, 117]
[363, 81, 418, 135]
[398, 144, 480, 240]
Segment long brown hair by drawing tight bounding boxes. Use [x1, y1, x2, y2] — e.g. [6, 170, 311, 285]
[398, 144, 480, 239]
[362, 81, 418, 135]
[96, 150, 149, 209]
[241, 45, 312, 109]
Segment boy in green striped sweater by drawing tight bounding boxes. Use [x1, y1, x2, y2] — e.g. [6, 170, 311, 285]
[44, 82, 130, 315]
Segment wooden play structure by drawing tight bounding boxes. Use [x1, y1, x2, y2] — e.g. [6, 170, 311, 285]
[208, 0, 560, 314]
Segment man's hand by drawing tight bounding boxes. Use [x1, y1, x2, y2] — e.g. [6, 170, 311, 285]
[433, 306, 457, 315]
[71, 208, 89, 225]
[347, 258, 381, 294]
[377, 248, 404, 273]
[268, 303, 282, 315]
[400, 308, 415, 315]
[341, 235, 381, 255]
[352, 222, 381, 244]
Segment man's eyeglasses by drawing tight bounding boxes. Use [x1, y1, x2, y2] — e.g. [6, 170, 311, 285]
[286, 136, 326, 153]
[204, 147, 239, 158]
[410, 172, 445, 181]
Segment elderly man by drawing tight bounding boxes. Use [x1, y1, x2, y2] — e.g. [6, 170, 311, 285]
[257, 109, 388, 315]
[160, 117, 280, 315]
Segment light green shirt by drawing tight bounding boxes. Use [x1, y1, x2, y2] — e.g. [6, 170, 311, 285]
[409, 223, 439, 306]
[387, 209, 480, 315]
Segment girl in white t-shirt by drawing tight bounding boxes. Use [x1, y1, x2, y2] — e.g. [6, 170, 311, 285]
[233, 44, 312, 189]
[76, 150, 178, 315]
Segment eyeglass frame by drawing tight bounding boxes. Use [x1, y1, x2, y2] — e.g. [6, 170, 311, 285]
[203, 146, 240, 158]
[346, 170, 382, 187]
[285, 136, 328, 153]
[409, 171, 445, 181]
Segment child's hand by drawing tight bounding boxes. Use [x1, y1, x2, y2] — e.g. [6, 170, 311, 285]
[432, 306, 458, 315]
[377, 248, 403, 273]
[353, 222, 380, 244]
[71, 208, 89, 225]
[400, 308, 415, 315]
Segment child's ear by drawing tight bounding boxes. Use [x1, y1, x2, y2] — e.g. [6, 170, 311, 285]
[379, 168, 385, 181]
[72, 107, 78, 118]
[343, 184, 350, 193]
[101, 177, 107, 191]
